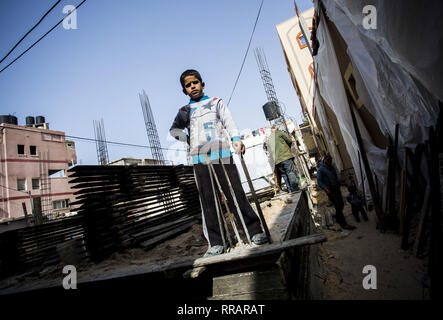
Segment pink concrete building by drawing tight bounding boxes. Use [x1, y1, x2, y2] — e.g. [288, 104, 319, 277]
[0, 116, 78, 222]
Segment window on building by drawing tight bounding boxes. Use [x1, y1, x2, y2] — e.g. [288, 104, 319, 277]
[308, 62, 314, 79]
[17, 178, 26, 191]
[66, 142, 75, 150]
[42, 133, 62, 142]
[49, 169, 66, 178]
[296, 28, 313, 50]
[30, 145, 37, 156]
[52, 199, 69, 210]
[17, 144, 25, 155]
[32, 178, 40, 190]
[297, 33, 308, 48]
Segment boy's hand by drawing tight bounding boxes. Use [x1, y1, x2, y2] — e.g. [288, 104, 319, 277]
[232, 141, 245, 155]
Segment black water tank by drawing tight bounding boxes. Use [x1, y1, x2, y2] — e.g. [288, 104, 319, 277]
[262, 101, 280, 121]
[26, 116, 35, 126]
[0, 115, 18, 125]
[36, 116, 45, 124]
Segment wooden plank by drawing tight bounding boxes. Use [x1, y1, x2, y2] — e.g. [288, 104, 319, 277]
[70, 233, 327, 288]
[399, 149, 408, 235]
[402, 145, 423, 249]
[211, 266, 287, 299]
[388, 124, 399, 222]
[358, 150, 367, 211]
[171, 233, 326, 270]
[413, 183, 431, 257]
[346, 90, 385, 231]
[282, 191, 306, 241]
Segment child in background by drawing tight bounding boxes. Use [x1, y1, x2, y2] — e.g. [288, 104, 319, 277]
[346, 185, 369, 222]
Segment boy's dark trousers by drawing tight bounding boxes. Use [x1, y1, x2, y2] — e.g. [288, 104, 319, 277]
[326, 186, 347, 227]
[351, 204, 368, 222]
[193, 157, 263, 247]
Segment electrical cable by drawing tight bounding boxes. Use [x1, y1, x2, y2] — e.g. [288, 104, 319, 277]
[0, 0, 62, 65]
[0, 183, 30, 195]
[227, 0, 264, 106]
[0, 0, 87, 74]
[66, 134, 187, 153]
[1, 124, 187, 153]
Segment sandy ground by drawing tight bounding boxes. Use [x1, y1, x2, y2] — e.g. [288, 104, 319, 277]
[314, 187, 429, 300]
[1, 187, 428, 300]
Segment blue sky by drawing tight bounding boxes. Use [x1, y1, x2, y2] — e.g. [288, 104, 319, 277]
[0, 0, 313, 165]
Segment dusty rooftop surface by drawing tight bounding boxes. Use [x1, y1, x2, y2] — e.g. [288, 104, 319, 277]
[3, 184, 425, 300]
[0, 191, 301, 294]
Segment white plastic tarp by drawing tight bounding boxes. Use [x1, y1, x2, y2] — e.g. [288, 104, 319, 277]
[321, 0, 441, 147]
[233, 131, 274, 193]
[323, 0, 443, 103]
[314, 6, 386, 198]
[313, 91, 345, 172]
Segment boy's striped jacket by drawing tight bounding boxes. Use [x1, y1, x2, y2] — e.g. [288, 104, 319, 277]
[169, 95, 241, 165]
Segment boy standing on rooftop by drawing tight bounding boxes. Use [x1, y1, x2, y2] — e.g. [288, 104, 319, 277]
[170, 69, 268, 256]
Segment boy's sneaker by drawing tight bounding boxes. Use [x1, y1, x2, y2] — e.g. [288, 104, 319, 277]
[251, 233, 268, 245]
[204, 245, 224, 257]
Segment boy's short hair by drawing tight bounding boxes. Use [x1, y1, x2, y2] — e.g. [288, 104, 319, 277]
[180, 69, 203, 89]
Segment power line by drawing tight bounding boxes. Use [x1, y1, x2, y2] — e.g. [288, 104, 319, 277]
[0, 0, 62, 65]
[66, 134, 187, 153]
[1, 124, 187, 153]
[227, 0, 264, 106]
[0, 0, 87, 75]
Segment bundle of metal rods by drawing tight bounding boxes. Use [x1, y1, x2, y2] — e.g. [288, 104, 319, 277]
[68, 164, 201, 261]
[0, 215, 87, 278]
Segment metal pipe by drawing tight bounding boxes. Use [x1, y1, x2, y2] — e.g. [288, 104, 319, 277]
[214, 188, 234, 249]
[239, 154, 272, 244]
[206, 157, 244, 248]
[218, 158, 252, 244]
[206, 162, 227, 252]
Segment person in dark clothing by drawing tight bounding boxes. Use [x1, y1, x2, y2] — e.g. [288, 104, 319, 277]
[346, 185, 369, 222]
[263, 124, 299, 193]
[316, 154, 356, 230]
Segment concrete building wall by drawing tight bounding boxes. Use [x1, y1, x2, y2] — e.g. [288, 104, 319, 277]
[276, 8, 315, 124]
[276, 8, 355, 175]
[0, 122, 78, 221]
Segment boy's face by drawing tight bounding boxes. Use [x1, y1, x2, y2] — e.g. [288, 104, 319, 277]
[183, 75, 204, 100]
